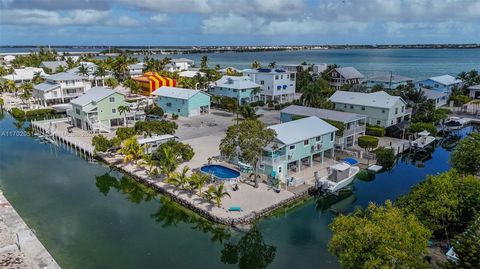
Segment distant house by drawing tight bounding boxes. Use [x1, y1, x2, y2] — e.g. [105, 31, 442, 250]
[137, 135, 177, 154]
[260, 116, 337, 183]
[243, 68, 296, 103]
[164, 58, 194, 72]
[421, 88, 448, 108]
[210, 76, 261, 104]
[280, 63, 327, 76]
[152, 86, 210, 117]
[415, 75, 462, 95]
[365, 74, 413, 90]
[178, 70, 205, 78]
[33, 72, 91, 107]
[312, 64, 328, 76]
[67, 62, 113, 87]
[128, 63, 144, 77]
[329, 67, 365, 90]
[329, 91, 410, 128]
[2, 67, 46, 85]
[280, 105, 367, 149]
[467, 84, 480, 99]
[132, 72, 177, 96]
[68, 87, 127, 132]
[40, 61, 68, 73]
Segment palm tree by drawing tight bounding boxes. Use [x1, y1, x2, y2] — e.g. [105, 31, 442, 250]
[251, 61, 261, 69]
[141, 154, 159, 175]
[300, 83, 319, 107]
[124, 78, 140, 94]
[268, 62, 276, 68]
[93, 65, 108, 87]
[165, 166, 189, 189]
[158, 147, 179, 174]
[105, 77, 119, 89]
[238, 105, 261, 120]
[190, 172, 209, 196]
[113, 55, 129, 82]
[32, 72, 44, 84]
[5, 80, 17, 96]
[212, 183, 230, 208]
[200, 56, 209, 70]
[19, 83, 33, 104]
[250, 87, 262, 102]
[118, 137, 144, 164]
[118, 105, 130, 127]
[78, 64, 89, 77]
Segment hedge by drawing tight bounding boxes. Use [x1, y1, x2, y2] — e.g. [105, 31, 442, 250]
[358, 135, 379, 151]
[366, 125, 385, 137]
[11, 108, 56, 121]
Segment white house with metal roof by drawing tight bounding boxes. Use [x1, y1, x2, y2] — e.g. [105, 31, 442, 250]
[32, 72, 91, 107]
[178, 70, 205, 78]
[415, 75, 462, 95]
[243, 68, 296, 103]
[468, 84, 480, 99]
[128, 62, 144, 77]
[68, 87, 127, 132]
[67, 61, 112, 87]
[365, 74, 414, 90]
[329, 91, 411, 128]
[280, 105, 367, 149]
[259, 116, 337, 185]
[40, 61, 68, 73]
[2, 67, 46, 85]
[152, 86, 210, 117]
[421, 88, 448, 108]
[210, 76, 261, 104]
[329, 67, 365, 90]
[164, 58, 195, 72]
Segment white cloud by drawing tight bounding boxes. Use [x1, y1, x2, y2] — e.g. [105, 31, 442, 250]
[114, 16, 140, 27]
[150, 14, 168, 23]
[0, 9, 109, 26]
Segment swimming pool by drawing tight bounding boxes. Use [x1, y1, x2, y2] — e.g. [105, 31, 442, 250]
[200, 165, 241, 180]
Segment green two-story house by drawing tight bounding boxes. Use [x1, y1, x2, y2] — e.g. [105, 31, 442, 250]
[260, 116, 337, 185]
[329, 91, 411, 128]
[68, 87, 127, 132]
[209, 76, 261, 104]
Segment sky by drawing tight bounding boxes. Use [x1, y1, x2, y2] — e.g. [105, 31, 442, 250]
[1, 0, 480, 46]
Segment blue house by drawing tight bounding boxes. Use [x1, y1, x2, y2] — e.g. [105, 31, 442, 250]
[210, 76, 261, 104]
[259, 116, 337, 186]
[415, 75, 462, 95]
[152, 86, 210, 117]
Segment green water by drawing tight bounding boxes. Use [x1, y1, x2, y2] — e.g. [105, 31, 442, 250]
[0, 112, 476, 269]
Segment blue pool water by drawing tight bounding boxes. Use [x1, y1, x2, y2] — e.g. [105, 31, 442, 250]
[200, 165, 241, 179]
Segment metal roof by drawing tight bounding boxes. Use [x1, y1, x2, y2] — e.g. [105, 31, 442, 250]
[468, 84, 480, 90]
[40, 61, 67, 71]
[268, 116, 338, 145]
[170, 58, 194, 63]
[329, 90, 405, 109]
[152, 86, 207, 100]
[46, 72, 84, 81]
[70, 87, 119, 106]
[281, 105, 366, 123]
[34, 82, 60, 92]
[335, 67, 365, 79]
[427, 75, 462, 86]
[421, 88, 447, 99]
[213, 76, 261, 89]
[137, 134, 176, 145]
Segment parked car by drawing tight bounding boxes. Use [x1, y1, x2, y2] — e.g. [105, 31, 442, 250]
[146, 115, 162, 121]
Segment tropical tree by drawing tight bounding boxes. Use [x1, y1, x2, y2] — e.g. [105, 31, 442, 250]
[32, 71, 44, 84]
[0, 97, 4, 110]
[251, 61, 261, 69]
[112, 55, 130, 82]
[93, 64, 108, 86]
[329, 201, 431, 269]
[238, 105, 261, 121]
[165, 166, 189, 188]
[118, 137, 144, 164]
[268, 62, 276, 68]
[78, 64, 89, 76]
[200, 56, 209, 70]
[358, 135, 379, 164]
[118, 105, 130, 127]
[124, 78, 140, 94]
[220, 119, 276, 188]
[5, 80, 17, 95]
[444, 214, 480, 269]
[19, 83, 33, 104]
[450, 132, 480, 175]
[105, 77, 119, 89]
[212, 183, 230, 207]
[141, 154, 159, 175]
[158, 146, 179, 174]
[190, 172, 209, 196]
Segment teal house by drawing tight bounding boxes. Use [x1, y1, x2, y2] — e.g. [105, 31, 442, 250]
[152, 86, 210, 117]
[260, 116, 337, 186]
[210, 76, 261, 104]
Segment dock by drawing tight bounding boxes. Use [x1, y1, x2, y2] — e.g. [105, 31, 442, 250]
[0, 191, 60, 269]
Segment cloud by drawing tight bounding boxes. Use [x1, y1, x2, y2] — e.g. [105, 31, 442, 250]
[2, 0, 110, 11]
[0, 9, 110, 26]
[113, 16, 141, 27]
[150, 14, 169, 23]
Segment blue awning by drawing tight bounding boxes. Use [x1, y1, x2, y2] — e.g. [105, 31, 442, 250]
[343, 158, 358, 166]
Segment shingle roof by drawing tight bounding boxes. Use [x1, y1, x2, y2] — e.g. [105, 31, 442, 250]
[368, 74, 413, 83]
[329, 90, 405, 109]
[152, 86, 206, 100]
[335, 67, 365, 79]
[45, 72, 83, 81]
[428, 75, 462, 86]
[34, 82, 60, 92]
[268, 116, 338, 145]
[421, 88, 447, 99]
[70, 87, 119, 106]
[213, 76, 261, 90]
[281, 105, 366, 123]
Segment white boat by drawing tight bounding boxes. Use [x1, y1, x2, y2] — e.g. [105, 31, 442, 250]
[410, 131, 436, 149]
[316, 162, 360, 193]
[444, 117, 463, 131]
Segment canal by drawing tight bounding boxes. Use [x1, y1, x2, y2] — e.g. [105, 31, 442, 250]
[0, 112, 476, 269]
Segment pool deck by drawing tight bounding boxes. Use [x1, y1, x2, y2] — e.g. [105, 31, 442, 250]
[0, 191, 61, 269]
[100, 153, 311, 226]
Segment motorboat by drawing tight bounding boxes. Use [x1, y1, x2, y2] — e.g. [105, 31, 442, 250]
[315, 162, 360, 193]
[444, 117, 464, 131]
[410, 130, 436, 149]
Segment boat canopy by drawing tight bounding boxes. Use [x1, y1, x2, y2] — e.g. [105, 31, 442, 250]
[330, 163, 350, 171]
[342, 158, 358, 166]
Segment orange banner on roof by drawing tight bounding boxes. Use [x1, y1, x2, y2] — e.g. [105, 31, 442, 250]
[132, 72, 177, 96]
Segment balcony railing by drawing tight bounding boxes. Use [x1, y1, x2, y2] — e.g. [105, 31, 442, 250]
[343, 125, 366, 137]
[260, 155, 286, 165]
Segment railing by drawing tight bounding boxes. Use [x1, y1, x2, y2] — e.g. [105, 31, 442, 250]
[343, 125, 366, 136]
[260, 155, 286, 165]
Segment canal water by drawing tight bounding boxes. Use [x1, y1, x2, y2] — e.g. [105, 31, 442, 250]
[0, 112, 476, 269]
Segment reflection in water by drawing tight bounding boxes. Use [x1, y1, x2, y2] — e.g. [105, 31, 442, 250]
[440, 134, 461, 151]
[315, 190, 356, 214]
[221, 226, 276, 269]
[95, 173, 232, 243]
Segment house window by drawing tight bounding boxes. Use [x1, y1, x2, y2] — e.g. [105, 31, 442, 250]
[435, 84, 439, 88]
[289, 145, 295, 150]
[109, 97, 115, 102]
[395, 108, 398, 114]
[275, 75, 279, 80]
[391, 120, 394, 125]
[350, 105, 354, 109]
[278, 166, 282, 173]
[361, 106, 365, 110]
[75, 108, 81, 115]
[166, 103, 172, 107]
[419, 83, 423, 87]
[177, 109, 181, 113]
[330, 133, 334, 141]
[303, 140, 309, 146]
[112, 108, 116, 113]
[344, 104, 347, 108]
[260, 80, 265, 85]
[377, 120, 381, 125]
[382, 109, 386, 113]
[402, 106, 404, 112]
[259, 164, 265, 170]
[316, 136, 321, 142]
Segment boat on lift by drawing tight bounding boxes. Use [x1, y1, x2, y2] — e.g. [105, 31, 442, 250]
[444, 117, 464, 131]
[316, 159, 360, 193]
[410, 130, 436, 149]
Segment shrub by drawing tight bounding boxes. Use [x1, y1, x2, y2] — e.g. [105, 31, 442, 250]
[115, 127, 135, 141]
[358, 135, 379, 151]
[171, 113, 179, 120]
[152, 140, 195, 163]
[407, 122, 436, 135]
[134, 120, 178, 137]
[366, 125, 385, 137]
[144, 104, 164, 117]
[374, 147, 395, 170]
[92, 135, 113, 153]
[10, 107, 26, 120]
[250, 101, 265, 107]
[324, 119, 345, 137]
